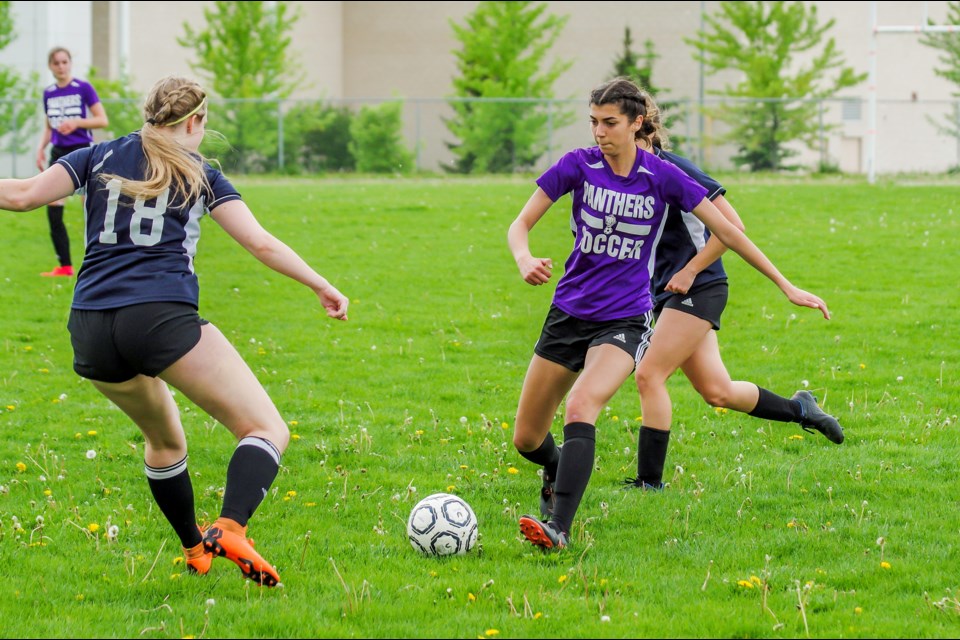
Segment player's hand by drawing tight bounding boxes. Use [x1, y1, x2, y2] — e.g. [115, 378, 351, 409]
[518, 256, 553, 285]
[317, 284, 349, 321]
[57, 120, 79, 135]
[36, 150, 46, 172]
[665, 268, 696, 294]
[784, 285, 830, 320]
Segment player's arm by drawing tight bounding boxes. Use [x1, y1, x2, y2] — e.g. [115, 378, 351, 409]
[666, 195, 744, 293]
[57, 102, 109, 135]
[690, 197, 830, 319]
[507, 187, 555, 286]
[0, 164, 76, 211]
[36, 120, 52, 171]
[210, 199, 348, 320]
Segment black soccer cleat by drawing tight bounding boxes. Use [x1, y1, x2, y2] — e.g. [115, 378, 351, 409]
[792, 390, 844, 444]
[519, 515, 568, 550]
[622, 477, 664, 491]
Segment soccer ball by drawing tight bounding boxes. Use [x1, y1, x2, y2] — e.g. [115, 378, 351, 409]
[406, 493, 478, 556]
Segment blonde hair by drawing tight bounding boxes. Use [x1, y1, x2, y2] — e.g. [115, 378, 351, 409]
[103, 76, 211, 203]
[47, 47, 71, 64]
[590, 76, 671, 150]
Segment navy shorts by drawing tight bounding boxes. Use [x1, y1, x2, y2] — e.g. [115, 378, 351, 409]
[67, 302, 207, 383]
[654, 280, 728, 330]
[534, 304, 654, 372]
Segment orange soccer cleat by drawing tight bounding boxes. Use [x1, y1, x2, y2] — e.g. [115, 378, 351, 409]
[203, 518, 281, 587]
[41, 265, 74, 277]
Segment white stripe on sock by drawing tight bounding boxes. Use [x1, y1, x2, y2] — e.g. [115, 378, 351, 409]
[144, 455, 188, 480]
[237, 437, 281, 465]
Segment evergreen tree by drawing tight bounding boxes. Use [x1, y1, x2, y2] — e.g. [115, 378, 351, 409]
[685, 1, 864, 171]
[446, 1, 572, 174]
[179, 1, 303, 172]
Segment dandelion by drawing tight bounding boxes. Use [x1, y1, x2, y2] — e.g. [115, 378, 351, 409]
[459, 417, 468, 424]
[289, 420, 299, 426]
[107, 525, 119, 541]
[291, 434, 301, 441]
[206, 598, 216, 607]
[87, 430, 97, 437]
[854, 607, 863, 615]
[39, 368, 49, 374]
[801, 379, 810, 388]
[75, 433, 82, 439]
[172, 557, 184, 565]
[612, 416, 619, 422]
[415, 429, 424, 436]
[88, 523, 100, 533]
[15, 462, 26, 473]
[86, 450, 97, 460]
[501, 422, 509, 430]
[286, 490, 297, 498]
[23, 346, 32, 352]
[737, 580, 755, 589]
[75, 594, 84, 601]
[750, 575, 762, 585]
[467, 593, 476, 602]
[789, 435, 804, 440]
[485, 630, 499, 637]
[558, 575, 568, 584]
[533, 612, 542, 619]
[880, 561, 891, 570]
[859, 363, 866, 370]
[896, 376, 903, 382]
[43, 489, 52, 497]
[601, 615, 611, 622]
[446, 485, 456, 492]
[0, 485, 7, 494]
[170, 573, 181, 580]
[507, 467, 519, 475]
[6, 405, 15, 411]
[787, 521, 796, 528]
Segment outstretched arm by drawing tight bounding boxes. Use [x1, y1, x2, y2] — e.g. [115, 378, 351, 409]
[666, 195, 745, 294]
[0, 164, 76, 212]
[507, 187, 556, 286]
[690, 197, 830, 319]
[210, 199, 349, 321]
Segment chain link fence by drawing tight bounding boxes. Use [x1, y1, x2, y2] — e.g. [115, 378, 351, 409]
[3, 96, 959, 178]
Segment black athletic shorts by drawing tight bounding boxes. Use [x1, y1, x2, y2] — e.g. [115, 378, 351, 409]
[654, 280, 728, 330]
[534, 304, 654, 372]
[50, 143, 90, 165]
[67, 302, 208, 383]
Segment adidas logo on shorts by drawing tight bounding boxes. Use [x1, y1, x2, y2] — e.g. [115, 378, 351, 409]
[681, 298, 694, 307]
[612, 333, 626, 343]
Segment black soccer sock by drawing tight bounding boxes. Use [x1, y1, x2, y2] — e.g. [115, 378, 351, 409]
[145, 456, 201, 548]
[549, 422, 596, 535]
[517, 432, 561, 480]
[219, 436, 282, 527]
[46, 205, 71, 266]
[748, 386, 803, 422]
[636, 426, 670, 486]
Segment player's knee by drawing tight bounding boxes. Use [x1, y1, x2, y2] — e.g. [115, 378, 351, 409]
[699, 384, 732, 408]
[565, 390, 602, 424]
[513, 429, 541, 452]
[635, 366, 664, 396]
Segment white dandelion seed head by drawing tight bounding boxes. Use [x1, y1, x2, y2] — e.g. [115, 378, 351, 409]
[36, 515, 44, 525]
[675, 465, 684, 475]
[108, 525, 119, 540]
[59, 393, 68, 401]
[38, 475, 46, 482]
[623, 447, 631, 455]
[205, 598, 216, 607]
[601, 615, 611, 623]
[801, 379, 810, 388]
[370, 345, 377, 351]
[876, 537, 885, 546]
[459, 416, 468, 424]
[86, 450, 97, 459]
[0, 485, 7, 495]
[896, 376, 903, 382]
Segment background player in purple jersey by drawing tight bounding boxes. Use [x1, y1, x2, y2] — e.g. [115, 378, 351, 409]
[627, 92, 843, 492]
[508, 77, 830, 551]
[1, 76, 349, 586]
[34, 47, 109, 277]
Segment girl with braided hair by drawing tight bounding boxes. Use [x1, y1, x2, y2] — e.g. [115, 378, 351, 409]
[1, 76, 349, 585]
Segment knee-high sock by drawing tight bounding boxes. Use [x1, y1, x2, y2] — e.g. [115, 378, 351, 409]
[636, 426, 670, 486]
[550, 422, 596, 535]
[145, 455, 201, 548]
[517, 431, 560, 481]
[748, 386, 803, 422]
[47, 205, 70, 267]
[219, 437, 281, 527]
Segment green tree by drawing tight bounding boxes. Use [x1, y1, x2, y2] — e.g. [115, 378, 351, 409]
[685, 1, 865, 171]
[282, 101, 354, 174]
[178, 1, 303, 172]
[610, 26, 686, 150]
[0, 1, 37, 157]
[349, 101, 413, 174]
[88, 66, 142, 140]
[446, 1, 572, 174]
[920, 1, 960, 147]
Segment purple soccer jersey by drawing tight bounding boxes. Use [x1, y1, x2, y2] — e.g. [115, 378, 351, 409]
[43, 79, 101, 148]
[536, 147, 708, 321]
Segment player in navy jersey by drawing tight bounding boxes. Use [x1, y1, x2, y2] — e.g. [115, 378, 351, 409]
[35, 47, 108, 277]
[626, 93, 843, 492]
[1, 76, 349, 585]
[508, 77, 830, 550]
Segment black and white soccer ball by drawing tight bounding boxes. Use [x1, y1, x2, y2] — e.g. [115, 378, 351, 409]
[406, 492, 478, 556]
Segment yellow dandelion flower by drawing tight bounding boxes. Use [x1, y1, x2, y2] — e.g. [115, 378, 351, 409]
[789, 434, 804, 440]
[39, 368, 49, 374]
[612, 416, 619, 421]
[737, 580, 755, 589]
[43, 489, 52, 497]
[854, 607, 863, 615]
[533, 612, 542, 619]
[257, 347, 266, 355]
[291, 434, 301, 441]
[51, 398, 60, 404]
[23, 346, 33, 352]
[599, 578, 608, 587]
[501, 422, 509, 430]
[6, 405, 16, 411]
[636, 416, 643, 422]
[170, 573, 180, 580]
[75, 594, 84, 601]
[750, 575, 762, 585]
[507, 467, 519, 475]
[446, 485, 456, 492]
[305, 502, 316, 507]
[467, 593, 476, 602]
[787, 521, 795, 528]
[880, 561, 891, 569]
[429, 571, 438, 578]
[172, 557, 183, 565]
[460, 465, 468, 470]
[87, 430, 97, 437]
[75, 433, 82, 439]
[859, 363, 866, 369]
[558, 575, 567, 583]
[485, 630, 499, 637]
[415, 429, 424, 436]
[15, 462, 26, 473]
[289, 420, 299, 426]
[88, 523, 100, 533]
[286, 490, 297, 498]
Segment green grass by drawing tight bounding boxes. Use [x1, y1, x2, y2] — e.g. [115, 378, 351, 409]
[1, 176, 958, 638]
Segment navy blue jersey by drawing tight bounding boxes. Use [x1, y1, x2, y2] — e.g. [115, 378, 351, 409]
[56, 132, 241, 310]
[651, 147, 727, 306]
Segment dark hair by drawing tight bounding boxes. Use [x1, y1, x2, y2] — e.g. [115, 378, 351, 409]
[589, 76, 670, 150]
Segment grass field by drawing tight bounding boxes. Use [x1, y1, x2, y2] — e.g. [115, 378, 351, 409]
[0, 176, 958, 638]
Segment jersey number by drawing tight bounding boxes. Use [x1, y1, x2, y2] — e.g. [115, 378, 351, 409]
[99, 179, 169, 246]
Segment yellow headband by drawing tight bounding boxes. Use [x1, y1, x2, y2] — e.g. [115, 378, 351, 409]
[166, 99, 207, 127]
